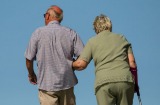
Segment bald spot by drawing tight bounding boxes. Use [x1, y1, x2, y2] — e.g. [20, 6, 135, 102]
[51, 6, 63, 14]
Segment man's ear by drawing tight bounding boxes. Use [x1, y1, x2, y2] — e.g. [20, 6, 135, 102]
[45, 13, 50, 20]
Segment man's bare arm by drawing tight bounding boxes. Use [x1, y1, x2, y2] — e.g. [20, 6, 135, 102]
[26, 58, 37, 85]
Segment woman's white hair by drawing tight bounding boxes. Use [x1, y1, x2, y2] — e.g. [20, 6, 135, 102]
[93, 14, 112, 34]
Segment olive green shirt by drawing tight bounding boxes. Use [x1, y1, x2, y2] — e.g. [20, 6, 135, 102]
[79, 31, 134, 93]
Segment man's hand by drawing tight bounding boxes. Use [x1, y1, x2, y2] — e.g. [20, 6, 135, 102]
[26, 58, 37, 85]
[28, 73, 37, 85]
[72, 59, 88, 70]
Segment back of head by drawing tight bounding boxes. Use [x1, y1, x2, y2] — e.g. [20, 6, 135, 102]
[93, 14, 112, 34]
[47, 5, 63, 22]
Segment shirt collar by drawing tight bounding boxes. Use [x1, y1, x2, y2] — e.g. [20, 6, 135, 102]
[48, 20, 60, 25]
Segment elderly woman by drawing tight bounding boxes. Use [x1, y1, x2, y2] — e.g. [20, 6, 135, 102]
[73, 14, 137, 105]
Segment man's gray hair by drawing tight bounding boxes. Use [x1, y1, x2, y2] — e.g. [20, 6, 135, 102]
[93, 14, 112, 34]
[47, 5, 63, 22]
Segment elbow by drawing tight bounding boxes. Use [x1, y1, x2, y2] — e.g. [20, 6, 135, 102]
[129, 61, 137, 68]
[128, 53, 137, 68]
[26, 58, 33, 69]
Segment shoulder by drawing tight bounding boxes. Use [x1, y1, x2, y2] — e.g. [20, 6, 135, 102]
[110, 32, 127, 40]
[61, 26, 78, 35]
[32, 25, 52, 35]
[109, 32, 123, 37]
[30, 26, 46, 40]
[89, 35, 96, 41]
[112, 32, 130, 44]
[85, 35, 97, 46]
[33, 26, 46, 34]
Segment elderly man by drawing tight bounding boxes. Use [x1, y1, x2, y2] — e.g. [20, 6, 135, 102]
[25, 5, 84, 105]
[73, 14, 136, 105]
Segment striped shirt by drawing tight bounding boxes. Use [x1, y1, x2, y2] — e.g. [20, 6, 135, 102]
[25, 21, 84, 91]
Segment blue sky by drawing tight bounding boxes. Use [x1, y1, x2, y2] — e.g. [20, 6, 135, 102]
[0, 0, 160, 105]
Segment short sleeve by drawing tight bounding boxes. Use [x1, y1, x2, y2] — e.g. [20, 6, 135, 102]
[72, 31, 84, 57]
[127, 43, 133, 54]
[24, 30, 39, 60]
[121, 35, 133, 54]
[79, 40, 92, 63]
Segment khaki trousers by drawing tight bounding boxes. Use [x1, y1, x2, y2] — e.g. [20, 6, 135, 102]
[96, 82, 134, 105]
[38, 87, 76, 105]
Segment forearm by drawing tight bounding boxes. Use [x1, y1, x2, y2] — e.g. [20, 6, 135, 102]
[130, 62, 137, 69]
[26, 58, 35, 76]
[128, 53, 137, 68]
[26, 58, 37, 85]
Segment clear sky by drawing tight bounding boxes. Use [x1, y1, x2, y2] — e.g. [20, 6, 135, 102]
[0, 0, 160, 105]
